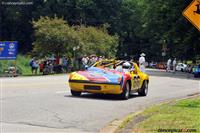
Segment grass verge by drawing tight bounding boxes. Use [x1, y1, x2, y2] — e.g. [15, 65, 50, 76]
[0, 55, 32, 76]
[118, 96, 200, 133]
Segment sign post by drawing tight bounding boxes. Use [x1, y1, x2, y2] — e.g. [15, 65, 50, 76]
[0, 41, 18, 76]
[183, 0, 200, 31]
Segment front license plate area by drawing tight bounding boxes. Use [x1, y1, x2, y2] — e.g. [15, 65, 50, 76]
[84, 85, 101, 90]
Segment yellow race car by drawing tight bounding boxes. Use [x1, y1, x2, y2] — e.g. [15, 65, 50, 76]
[69, 60, 149, 100]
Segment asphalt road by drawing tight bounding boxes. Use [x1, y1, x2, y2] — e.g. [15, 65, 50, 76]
[1, 70, 200, 133]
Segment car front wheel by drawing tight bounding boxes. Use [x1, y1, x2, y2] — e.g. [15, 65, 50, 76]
[138, 81, 148, 96]
[71, 90, 81, 96]
[120, 82, 130, 100]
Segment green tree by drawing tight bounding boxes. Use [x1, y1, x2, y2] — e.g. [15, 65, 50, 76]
[1, 0, 200, 61]
[32, 16, 80, 57]
[32, 16, 118, 58]
[138, 0, 200, 61]
[77, 25, 119, 57]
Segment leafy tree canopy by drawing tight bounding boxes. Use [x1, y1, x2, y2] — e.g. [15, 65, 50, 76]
[1, 0, 199, 61]
[32, 16, 118, 58]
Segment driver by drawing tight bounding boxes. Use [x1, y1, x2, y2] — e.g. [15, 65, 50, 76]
[122, 62, 131, 72]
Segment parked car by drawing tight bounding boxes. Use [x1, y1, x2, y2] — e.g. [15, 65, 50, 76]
[149, 61, 157, 68]
[176, 63, 187, 72]
[68, 60, 149, 100]
[155, 62, 166, 69]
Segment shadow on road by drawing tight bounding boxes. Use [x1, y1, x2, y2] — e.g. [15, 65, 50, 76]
[64, 93, 142, 101]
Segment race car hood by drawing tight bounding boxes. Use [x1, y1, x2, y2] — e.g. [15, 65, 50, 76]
[70, 67, 124, 84]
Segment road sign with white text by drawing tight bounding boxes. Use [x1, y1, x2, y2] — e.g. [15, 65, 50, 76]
[0, 41, 18, 60]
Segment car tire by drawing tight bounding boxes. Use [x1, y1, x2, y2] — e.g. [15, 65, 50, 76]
[138, 81, 148, 96]
[120, 82, 130, 100]
[71, 90, 81, 96]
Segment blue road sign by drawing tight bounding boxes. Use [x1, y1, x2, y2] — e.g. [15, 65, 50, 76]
[0, 41, 18, 60]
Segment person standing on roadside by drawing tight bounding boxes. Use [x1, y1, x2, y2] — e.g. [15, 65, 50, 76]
[29, 57, 35, 74]
[82, 55, 88, 68]
[32, 60, 39, 75]
[139, 53, 146, 73]
[39, 60, 44, 74]
[98, 56, 103, 61]
[172, 58, 177, 73]
[167, 58, 172, 72]
[62, 56, 68, 72]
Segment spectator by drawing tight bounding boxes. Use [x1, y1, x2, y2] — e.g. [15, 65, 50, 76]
[39, 60, 45, 74]
[62, 56, 68, 72]
[98, 56, 103, 61]
[32, 60, 39, 74]
[82, 55, 89, 68]
[139, 53, 146, 73]
[29, 57, 35, 74]
[91, 55, 97, 64]
[55, 56, 60, 65]
[167, 58, 172, 72]
[172, 58, 177, 73]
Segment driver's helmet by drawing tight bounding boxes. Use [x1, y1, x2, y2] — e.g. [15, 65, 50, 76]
[85, 65, 89, 69]
[122, 62, 131, 69]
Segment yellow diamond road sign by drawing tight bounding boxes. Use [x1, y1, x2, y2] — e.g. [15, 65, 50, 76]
[183, 0, 200, 31]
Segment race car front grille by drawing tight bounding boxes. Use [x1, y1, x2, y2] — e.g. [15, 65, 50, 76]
[84, 85, 101, 90]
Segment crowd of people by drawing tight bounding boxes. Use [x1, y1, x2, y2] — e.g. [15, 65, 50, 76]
[138, 54, 181, 74]
[29, 55, 105, 75]
[29, 56, 70, 75]
[28, 53, 150, 75]
[81, 55, 104, 69]
[29, 53, 194, 76]
[166, 58, 177, 73]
